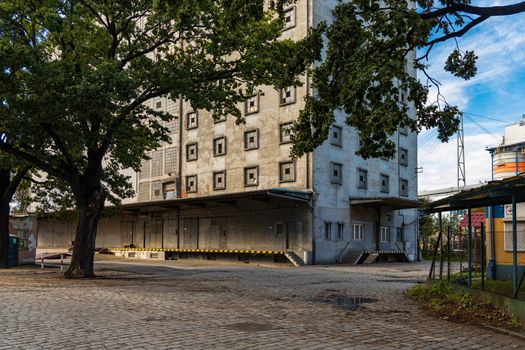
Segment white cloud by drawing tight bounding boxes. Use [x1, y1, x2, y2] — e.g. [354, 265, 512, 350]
[418, 133, 496, 191]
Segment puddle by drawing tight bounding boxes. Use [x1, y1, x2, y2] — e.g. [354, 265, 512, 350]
[315, 294, 378, 310]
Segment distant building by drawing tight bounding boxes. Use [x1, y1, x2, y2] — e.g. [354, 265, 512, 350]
[36, 1, 419, 264]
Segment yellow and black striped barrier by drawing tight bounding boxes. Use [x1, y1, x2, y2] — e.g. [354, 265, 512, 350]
[109, 247, 285, 255]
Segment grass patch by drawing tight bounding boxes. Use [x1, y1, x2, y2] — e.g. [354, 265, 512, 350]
[407, 282, 522, 331]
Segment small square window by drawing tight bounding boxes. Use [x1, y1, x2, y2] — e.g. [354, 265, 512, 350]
[353, 224, 364, 240]
[283, 7, 296, 30]
[244, 95, 259, 115]
[400, 178, 409, 197]
[213, 171, 226, 190]
[244, 166, 259, 187]
[357, 168, 367, 189]
[185, 175, 197, 193]
[279, 161, 295, 183]
[380, 174, 389, 193]
[331, 162, 343, 184]
[325, 222, 332, 241]
[331, 125, 342, 147]
[244, 129, 259, 150]
[213, 137, 226, 156]
[280, 123, 293, 144]
[279, 87, 296, 105]
[381, 227, 390, 242]
[156, 101, 162, 109]
[186, 143, 198, 161]
[337, 223, 344, 240]
[186, 111, 198, 129]
[399, 148, 408, 166]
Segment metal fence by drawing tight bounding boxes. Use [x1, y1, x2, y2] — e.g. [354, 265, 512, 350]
[428, 223, 525, 300]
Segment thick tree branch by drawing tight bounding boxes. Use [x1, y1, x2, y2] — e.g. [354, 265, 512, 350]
[425, 15, 488, 47]
[5, 166, 31, 201]
[0, 143, 64, 180]
[42, 124, 79, 175]
[421, 1, 525, 19]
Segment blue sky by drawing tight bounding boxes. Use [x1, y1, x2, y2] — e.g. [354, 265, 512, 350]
[418, 2, 525, 191]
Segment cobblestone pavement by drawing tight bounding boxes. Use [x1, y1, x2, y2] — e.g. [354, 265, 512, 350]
[0, 259, 523, 350]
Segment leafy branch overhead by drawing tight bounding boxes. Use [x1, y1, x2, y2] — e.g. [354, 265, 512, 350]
[292, 0, 525, 159]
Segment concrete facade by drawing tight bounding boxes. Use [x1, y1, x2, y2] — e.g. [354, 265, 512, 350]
[36, 0, 419, 264]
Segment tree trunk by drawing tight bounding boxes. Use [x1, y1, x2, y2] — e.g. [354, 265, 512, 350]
[64, 188, 105, 279]
[0, 170, 11, 268]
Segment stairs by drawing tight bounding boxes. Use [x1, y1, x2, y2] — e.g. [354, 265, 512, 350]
[354, 251, 410, 265]
[342, 251, 364, 265]
[285, 250, 304, 267]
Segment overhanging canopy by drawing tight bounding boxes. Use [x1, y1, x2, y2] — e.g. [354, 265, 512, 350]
[422, 174, 525, 214]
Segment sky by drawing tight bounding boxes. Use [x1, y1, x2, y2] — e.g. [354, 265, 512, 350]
[417, 1, 525, 192]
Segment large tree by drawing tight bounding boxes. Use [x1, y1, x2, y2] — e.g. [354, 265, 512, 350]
[0, 0, 323, 278]
[292, 0, 525, 159]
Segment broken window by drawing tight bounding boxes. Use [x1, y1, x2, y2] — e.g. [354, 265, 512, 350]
[186, 111, 198, 129]
[244, 129, 259, 150]
[213, 137, 227, 156]
[400, 178, 409, 197]
[280, 123, 293, 144]
[279, 87, 296, 105]
[186, 175, 197, 193]
[244, 95, 259, 115]
[399, 148, 408, 166]
[244, 166, 258, 186]
[357, 168, 367, 189]
[283, 7, 296, 30]
[380, 174, 389, 193]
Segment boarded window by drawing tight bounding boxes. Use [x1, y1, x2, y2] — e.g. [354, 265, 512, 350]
[357, 168, 367, 189]
[186, 143, 198, 161]
[280, 123, 293, 144]
[244, 166, 258, 186]
[399, 148, 408, 166]
[163, 182, 176, 199]
[279, 87, 296, 105]
[244, 129, 259, 150]
[186, 175, 197, 193]
[331, 125, 342, 147]
[244, 95, 259, 115]
[213, 137, 226, 156]
[213, 171, 226, 190]
[186, 111, 198, 129]
[279, 161, 295, 182]
[151, 181, 162, 200]
[283, 7, 296, 30]
[331, 162, 343, 184]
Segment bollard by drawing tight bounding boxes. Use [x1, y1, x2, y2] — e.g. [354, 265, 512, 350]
[41, 255, 44, 270]
[60, 254, 64, 273]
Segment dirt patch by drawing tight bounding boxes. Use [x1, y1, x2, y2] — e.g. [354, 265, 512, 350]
[407, 282, 523, 332]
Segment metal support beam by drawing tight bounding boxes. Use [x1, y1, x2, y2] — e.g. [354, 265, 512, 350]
[488, 206, 496, 280]
[447, 225, 451, 281]
[439, 212, 444, 280]
[428, 227, 443, 280]
[468, 207, 472, 287]
[480, 222, 485, 290]
[512, 194, 518, 295]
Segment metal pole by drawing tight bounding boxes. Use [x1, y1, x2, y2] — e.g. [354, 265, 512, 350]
[468, 207, 472, 287]
[512, 194, 518, 295]
[488, 206, 495, 280]
[447, 225, 451, 281]
[439, 212, 444, 280]
[428, 223, 443, 280]
[480, 222, 485, 290]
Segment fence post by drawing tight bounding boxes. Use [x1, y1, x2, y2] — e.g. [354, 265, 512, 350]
[428, 225, 443, 280]
[468, 207, 472, 287]
[447, 225, 451, 281]
[60, 254, 64, 273]
[439, 212, 444, 280]
[40, 255, 44, 270]
[512, 194, 518, 295]
[480, 222, 485, 290]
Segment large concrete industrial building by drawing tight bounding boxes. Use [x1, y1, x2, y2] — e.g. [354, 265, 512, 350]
[36, 0, 419, 264]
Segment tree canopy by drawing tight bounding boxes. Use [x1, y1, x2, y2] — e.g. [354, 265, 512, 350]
[292, 0, 525, 159]
[0, 0, 323, 277]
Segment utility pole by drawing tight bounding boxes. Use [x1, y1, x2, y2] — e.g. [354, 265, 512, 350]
[457, 114, 466, 190]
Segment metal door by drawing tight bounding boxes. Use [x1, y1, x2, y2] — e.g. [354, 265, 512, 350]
[183, 218, 199, 249]
[286, 221, 298, 250]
